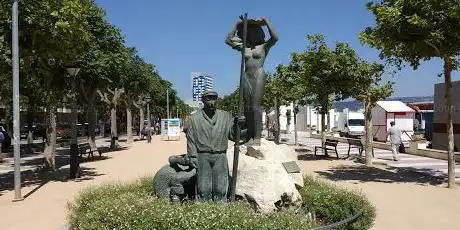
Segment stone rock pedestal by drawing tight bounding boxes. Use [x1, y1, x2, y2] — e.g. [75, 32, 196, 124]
[227, 139, 304, 213]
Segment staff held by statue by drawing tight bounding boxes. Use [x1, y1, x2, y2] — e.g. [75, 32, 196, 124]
[228, 13, 248, 202]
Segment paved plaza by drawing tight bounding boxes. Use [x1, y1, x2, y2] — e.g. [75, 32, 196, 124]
[280, 131, 460, 182]
[0, 133, 459, 230]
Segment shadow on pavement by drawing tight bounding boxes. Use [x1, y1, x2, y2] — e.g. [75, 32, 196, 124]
[98, 146, 128, 154]
[0, 166, 104, 198]
[0, 146, 112, 197]
[298, 153, 339, 161]
[315, 164, 446, 186]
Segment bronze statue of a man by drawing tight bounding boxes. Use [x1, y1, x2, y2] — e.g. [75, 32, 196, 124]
[225, 16, 278, 146]
[186, 90, 245, 202]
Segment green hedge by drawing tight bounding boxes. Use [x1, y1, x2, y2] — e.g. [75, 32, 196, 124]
[300, 175, 376, 230]
[67, 175, 375, 230]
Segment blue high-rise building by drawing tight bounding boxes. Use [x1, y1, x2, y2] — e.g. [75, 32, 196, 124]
[192, 72, 214, 102]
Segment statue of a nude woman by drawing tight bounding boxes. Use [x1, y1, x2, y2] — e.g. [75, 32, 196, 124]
[225, 16, 278, 146]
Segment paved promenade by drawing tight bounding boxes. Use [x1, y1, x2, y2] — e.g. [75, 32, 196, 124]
[280, 131, 460, 182]
[0, 133, 459, 230]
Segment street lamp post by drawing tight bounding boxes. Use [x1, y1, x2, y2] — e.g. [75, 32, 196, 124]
[166, 89, 170, 119]
[67, 67, 80, 179]
[145, 96, 152, 143]
[11, 0, 22, 202]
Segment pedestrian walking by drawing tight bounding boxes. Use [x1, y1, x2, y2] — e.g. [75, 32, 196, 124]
[0, 125, 9, 153]
[387, 121, 402, 161]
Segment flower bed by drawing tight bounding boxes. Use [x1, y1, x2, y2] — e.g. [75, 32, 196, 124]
[68, 176, 375, 230]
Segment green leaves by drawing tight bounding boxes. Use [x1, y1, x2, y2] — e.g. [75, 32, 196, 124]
[287, 34, 361, 113]
[351, 61, 394, 108]
[361, 0, 460, 69]
[217, 88, 239, 116]
[0, 0, 187, 118]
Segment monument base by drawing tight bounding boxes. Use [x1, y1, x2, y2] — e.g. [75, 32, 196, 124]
[227, 139, 304, 213]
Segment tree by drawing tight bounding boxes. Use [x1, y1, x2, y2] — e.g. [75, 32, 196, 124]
[360, 0, 460, 187]
[176, 99, 193, 118]
[0, 0, 93, 170]
[261, 79, 275, 139]
[348, 61, 394, 166]
[122, 50, 156, 144]
[78, 1, 125, 151]
[263, 69, 291, 144]
[277, 64, 303, 145]
[217, 88, 239, 116]
[289, 34, 359, 148]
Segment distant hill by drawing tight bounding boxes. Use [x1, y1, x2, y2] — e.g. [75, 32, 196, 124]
[334, 96, 433, 112]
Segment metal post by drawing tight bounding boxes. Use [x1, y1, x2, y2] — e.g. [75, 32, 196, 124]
[166, 89, 169, 119]
[12, 0, 23, 201]
[69, 75, 79, 178]
[147, 103, 151, 143]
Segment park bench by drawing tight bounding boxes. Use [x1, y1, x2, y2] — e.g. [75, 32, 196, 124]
[347, 138, 363, 156]
[314, 139, 339, 159]
[347, 138, 375, 157]
[78, 143, 99, 158]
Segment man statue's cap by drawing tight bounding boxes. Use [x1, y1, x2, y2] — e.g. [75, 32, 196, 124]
[202, 90, 218, 98]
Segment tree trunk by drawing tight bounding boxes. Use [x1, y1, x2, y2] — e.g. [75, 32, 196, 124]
[265, 109, 270, 138]
[110, 106, 119, 149]
[87, 92, 97, 154]
[286, 112, 291, 134]
[126, 107, 133, 144]
[139, 107, 144, 139]
[43, 105, 57, 171]
[316, 111, 320, 135]
[275, 97, 280, 144]
[364, 101, 373, 166]
[321, 112, 326, 148]
[26, 103, 35, 154]
[308, 106, 313, 136]
[69, 78, 79, 178]
[294, 105, 298, 146]
[444, 57, 455, 188]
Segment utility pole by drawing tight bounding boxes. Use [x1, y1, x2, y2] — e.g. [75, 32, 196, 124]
[147, 101, 151, 143]
[12, 0, 23, 201]
[67, 67, 80, 179]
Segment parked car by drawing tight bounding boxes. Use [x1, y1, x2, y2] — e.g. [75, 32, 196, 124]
[20, 124, 47, 140]
[56, 123, 72, 139]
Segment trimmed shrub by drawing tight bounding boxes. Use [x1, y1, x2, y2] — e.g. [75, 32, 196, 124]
[300, 175, 376, 230]
[68, 175, 375, 230]
[67, 177, 315, 230]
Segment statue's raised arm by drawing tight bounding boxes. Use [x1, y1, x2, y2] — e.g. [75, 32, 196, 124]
[225, 20, 243, 51]
[262, 17, 278, 49]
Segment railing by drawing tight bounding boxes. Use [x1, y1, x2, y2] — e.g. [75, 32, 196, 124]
[312, 209, 364, 230]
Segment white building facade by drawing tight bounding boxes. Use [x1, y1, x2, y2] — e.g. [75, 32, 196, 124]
[263, 103, 337, 133]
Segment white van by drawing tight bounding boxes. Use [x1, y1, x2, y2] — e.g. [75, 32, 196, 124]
[338, 109, 365, 137]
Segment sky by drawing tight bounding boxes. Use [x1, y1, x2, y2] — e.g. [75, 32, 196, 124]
[96, 0, 459, 101]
